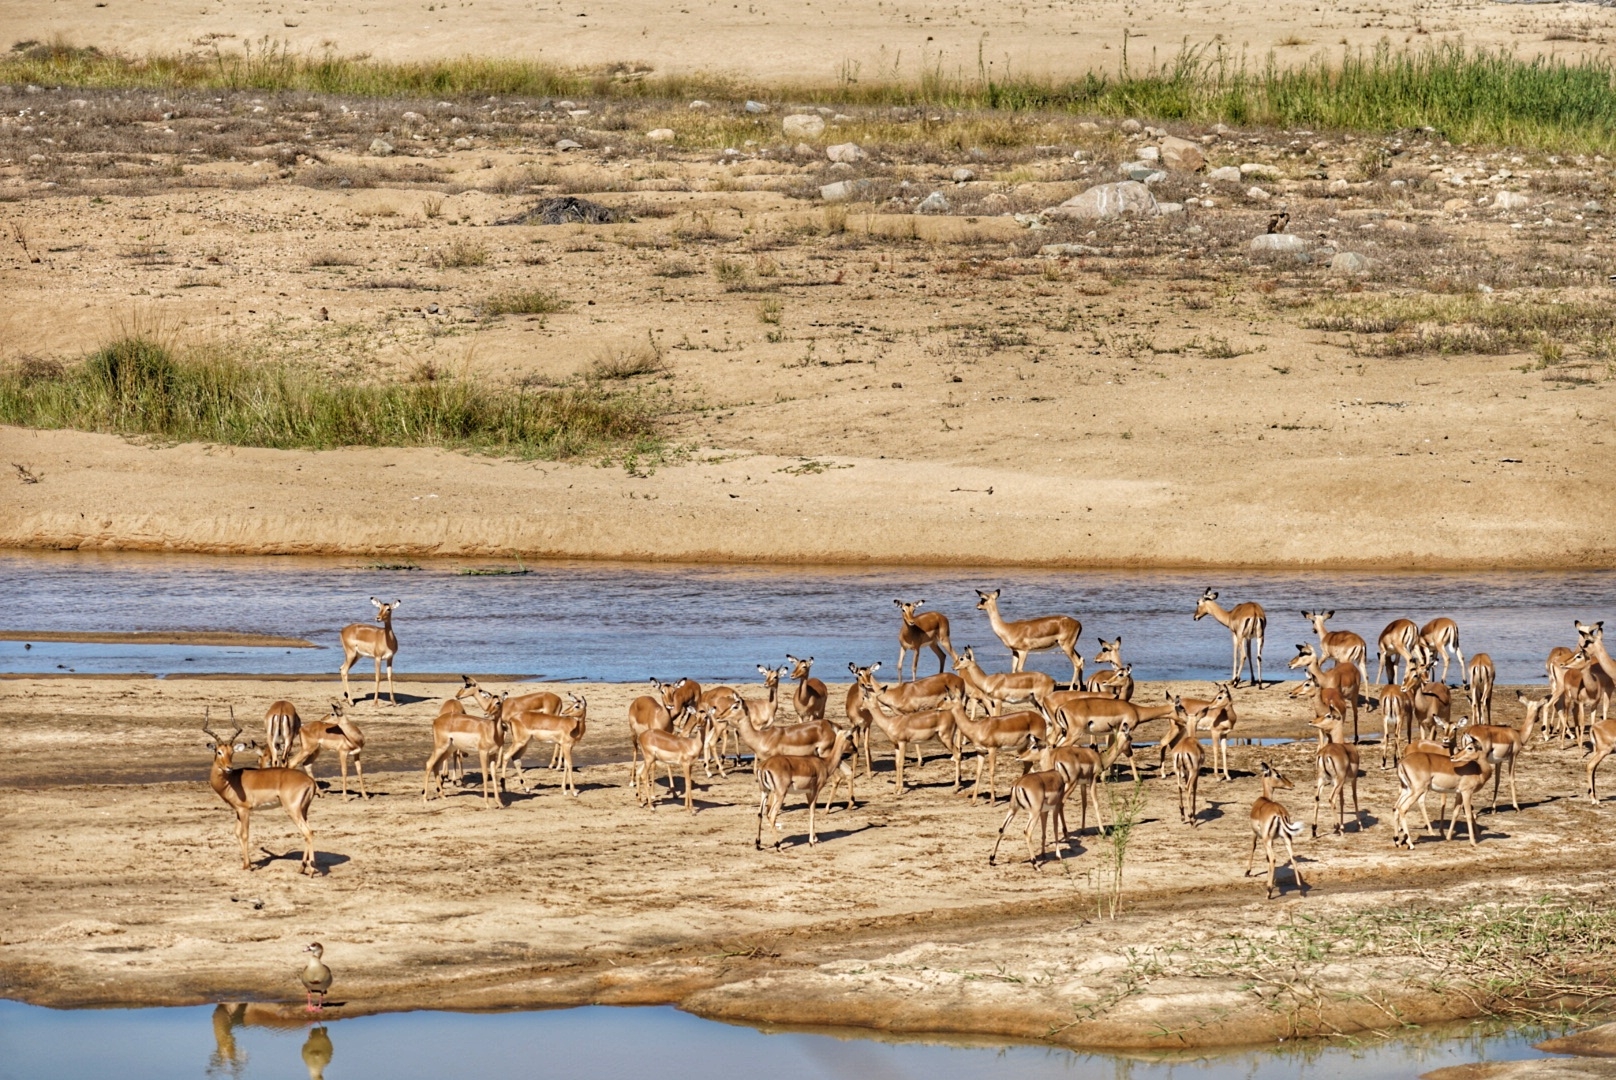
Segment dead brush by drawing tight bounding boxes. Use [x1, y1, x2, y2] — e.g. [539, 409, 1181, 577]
[587, 337, 666, 380]
[308, 249, 360, 267]
[432, 238, 489, 269]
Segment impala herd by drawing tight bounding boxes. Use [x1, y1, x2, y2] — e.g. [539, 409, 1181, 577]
[200, 589, 1616, 900]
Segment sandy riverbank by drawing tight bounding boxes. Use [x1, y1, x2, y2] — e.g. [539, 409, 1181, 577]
[3, 673, 1613, 1048]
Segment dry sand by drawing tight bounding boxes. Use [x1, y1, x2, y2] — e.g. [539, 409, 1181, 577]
[3, 0, 1613, 82]
[3, 672, 1614, 1047]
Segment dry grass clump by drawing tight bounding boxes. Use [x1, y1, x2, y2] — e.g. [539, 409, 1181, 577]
[588, 340, 667, 380]
[433, 239, 490, 268]
[0, 335, 657, 458]
[1303, 295, 1616, 360]
[307, 250, 360, 267]
[479, 288, 570, 316]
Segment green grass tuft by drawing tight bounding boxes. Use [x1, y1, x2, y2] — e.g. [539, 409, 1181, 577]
[0, 336, 657, 458]
[479, 288, 570, 317]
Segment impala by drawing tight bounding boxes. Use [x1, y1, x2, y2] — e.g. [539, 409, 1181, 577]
[1288, 642, 1362, 742]
[1392, 736, 1493, 848]
[423, 694, 506, 808]
[844, 662, 882, 778]
[951, 645, 1056, 717]
[501, 694, 588, 796]
[263, 700, 301, 769]
[866, 684, 963, 793]
[1177, 683, 1237, 782]
[636, 708, 708, 813]
[755, 728, 855, 849]
[988, 767, 1067, 869]
[1194, 588, 1267, 687]
[953, 702, 1048, 803]
[625, 694, 674, 783]
[651, 677, 701, 725]
[895, 599, 953, 681]
[1419, 617, 1465, 684]
[1377, 681, 1415, 769]
[1302, 610, 1369, 686]
[1374, 618, 1421, 686]
[1461, 692, 1544, 812]
[976, 589, 1083, 684]
[786, 655, 828, 721]
[1019, 734, 1131, 838]
[1164, 697, 1205, 826]
[1084, 637, 1129, 697]
[339, 597, 400, 707]
[1467, 654, 1496, 726]
[204, 709, 317, 876]
[1246, 762, 1306, 899]
[1307, 712, 1361, 837]
[285, 701, 367, 801]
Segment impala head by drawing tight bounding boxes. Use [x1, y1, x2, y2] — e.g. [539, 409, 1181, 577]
[565, 692, 588, 715]
[1107, 664, 1132, 697]
[895, 599, 926, 623]
[370, 596, 400, 623]
[202, 706, 247, 767]
[975, 589, 1001, 610]
[957, 644, 978, 668]
[1451, 734, 1486, 765]
[849, 661, 880, 689]
[1302, 610, 1333, 631]
[786, 655, 814, 678]
[1288, 643, 1318, 670]
[1577, 620, 1605, 645]
[1258, 761, 1294, 790]
[1093, 637, 1122, 666]
[757, 664, 784, 688]
[1193, 588, 1218, 620]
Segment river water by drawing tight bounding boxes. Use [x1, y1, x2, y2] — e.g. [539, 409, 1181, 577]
[0, 552, 1609, 683]
[0, 1001, 1564, 1080]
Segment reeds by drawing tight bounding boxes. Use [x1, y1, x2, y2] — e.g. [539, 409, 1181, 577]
[8, 39, 1616, 151]
[0, 336, 656, 458]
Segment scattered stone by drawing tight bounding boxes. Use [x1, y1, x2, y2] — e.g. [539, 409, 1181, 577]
[499, 195, 619, 225]
[833, 113, 853, 122]
[1119, 118, 1143, 134]
[1078, 121, 1102, 133]
[782, 113, 825, 139]
[646, 128, 675, 141]
[1128, 167, 1168, 184]
[1583, 200, 1603, 213]
[915, 191, 951, 214]
[1137, 145, 1161, 163]
[951, 167, 975, 182]
[1208, 165, 1242, 183]
[1330, 251, 1374, 273]
[1442, 197, 1471, 213]
[1156, 202, 1184, 214]
[1240, 163, 1280, 179]
[402, 111, 424, 122]
[689, 100, 711, 109]
[1327, 177, 1350, 193]
[820, 179, 872, 202]
[826, 142, 866, 163]
[1039, 243, 1104, 256]
[791, 142, 812, 157]
[452, 136, 473, 149]
[555, 139, 583, 151]
[1159, 135, 1205, 172]
[567, 110, 590, 118]
[1045, 180, 1160, 221]
[1246, 186, 1271, 200]
[980, 192, 1011, 212]
[1383, 219, 1420, 234]
[368, 138, 393, 156]
[1494, 190, 1531, 210]
[1015, 213, 1047, 228]
[744, 100, 770, 114]
[1250, 233, 1309, 254]
[556, 100, 577, 110]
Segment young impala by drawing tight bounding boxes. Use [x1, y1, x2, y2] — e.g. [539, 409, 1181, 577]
[1247, 762, 1306, 899]
[339, 597, 401, 707]
[976, 589, 1083, 684]
[895, 599, 953, 681]
[204, 709, 318, 876]
[1194, 589, 1267, 687]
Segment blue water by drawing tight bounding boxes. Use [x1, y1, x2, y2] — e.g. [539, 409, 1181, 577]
[0, 1001, 1563, 1080]
[0, 552, 1609, 684]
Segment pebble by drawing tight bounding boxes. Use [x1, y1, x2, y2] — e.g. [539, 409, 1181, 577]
[1250, 233, 1308, 254]
[1494, 190, 1530, 210]
[1159, 135, 1205, 172]
[453, 137, 473, 149]
[1327, 178, 1349, 193]
[1120, 118, 1143, 133]
[368, 138, 393, 156]
[820, 179, 872, 202]
[1246, 186, 1271, 200]
[744, 100, 770, 114]
[1240, 162, 1280, 180]
[826, 142, 866, 163]
[646, 128, 675, 141]
[555, 139, 583, 151]
[1207, 165, 1242, 183]
[783, 114, 826, 139]
[1045, 180, 1160, 221]
[690, 100, 711, 109]
[1137, 145, 1161, 163]
[915, 191, 951, 214]
[951, 167, 975, 182]
[1040, 242, 1104, 256]
[1330, 251, 1373, 273]
[402, 111, 424, 122]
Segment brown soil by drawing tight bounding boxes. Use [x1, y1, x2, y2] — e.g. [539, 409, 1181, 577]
[3, 673, 1613, 1048]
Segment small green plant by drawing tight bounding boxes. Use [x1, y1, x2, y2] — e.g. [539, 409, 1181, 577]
[757, 298, 783, 325]
[712, 256, 750, 290]
[1092, 776, 1146, 919]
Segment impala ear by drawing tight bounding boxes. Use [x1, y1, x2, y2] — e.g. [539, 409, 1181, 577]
[848, 662, 859, 674]
[392, 598, 402, 608]
[872, 662, 881, 671]
[371, 596, 382, 607]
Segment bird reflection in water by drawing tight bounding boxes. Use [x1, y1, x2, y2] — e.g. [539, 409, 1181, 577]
[208, 1003, 334, 1080]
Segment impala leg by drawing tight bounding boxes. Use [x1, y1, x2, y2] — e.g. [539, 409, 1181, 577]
[237, 808, 253, 870]
[756, 784, 769, 849]
[339, 649, 355, 705]
[894, 743, 906, 793]
[1264, 834, 1279, 898]
[807, 782, 819, 845]
[1245, 830, 1260, 877]
[1253, 636, 1264, 688]
[338, 752, 350, 801]
[1311, 767, 1325, 839]
[929, 643, 946, 679]
[1283, 833, 1304, 893]
[1024, 803, 1043, 867]
[683, 764, 695, 814]
[1508, 754, 1519, 811]
[372, 657, 382, 709]
[386, 659, 396, 706]
[988, 801, 1017, 865]
[1332, 774, 1347, 834]
[1231, 634, 1242, 685]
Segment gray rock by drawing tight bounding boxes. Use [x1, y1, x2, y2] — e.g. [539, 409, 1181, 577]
[1045, 180, 1160, 221]
[794, 142, 814, 157]
[951, 167, 975, 182]
[1014, 213, 1047, 228]
[1040, 243, 1104, 256]
[826, 142, 866, 163]
[1327, 177, 1350, 193]
[646, 128, 675, 141]
[1208, 165, 1242, 182]
[1136, 145, 1161, 163]
[783, 113, 825, 139]
[1241, 162, 1281, 179]
[1250, 233, 1309, 255]
[401, 111, 425, 122]
[1246, 186, 1271, 200]
[1120, 118, 1143, 133]
[1135, 168, 1168, 185]
[820, 179, 872, 202]
[1330, 251, 1374, 273]
[1160, 135, 1205, 171]
[689, 100, 711, 109]
[555, 139, 582, 151]
[915, 191, 951, 214]
[452, 136, 473, 149]
[1156, 202, 1184, 214]
[744, 100, 770, 114]
[1494, 190, 1531, 210]
[368, 138, 394, 156]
